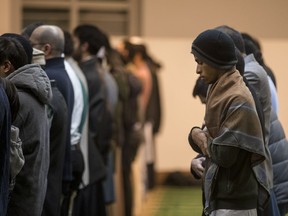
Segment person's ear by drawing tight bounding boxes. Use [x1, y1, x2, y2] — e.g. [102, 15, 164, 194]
[1, 60, 14, 74]
[42, 43, 52, 56]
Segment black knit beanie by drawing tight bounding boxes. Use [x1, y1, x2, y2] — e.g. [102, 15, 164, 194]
[1, 33, 33, 64]
[191, 29, 237, 69]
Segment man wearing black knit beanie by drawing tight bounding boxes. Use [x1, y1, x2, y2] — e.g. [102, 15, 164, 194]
[188, 29, 267, 216]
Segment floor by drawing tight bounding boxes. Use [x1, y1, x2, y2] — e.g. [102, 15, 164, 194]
[139, 186, 203, 216]
[139, 186, 288, 216]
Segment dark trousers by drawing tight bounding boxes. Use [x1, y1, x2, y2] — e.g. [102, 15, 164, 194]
[61, 149, 85, 216]
[122, 159, 133, 216]
[43, 86, 68, 216]
[72, 182, 106, 216]
[147, 163, 155, 190]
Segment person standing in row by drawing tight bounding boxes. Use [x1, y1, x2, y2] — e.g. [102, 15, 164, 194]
[215, 25, 278, 216]
[29, 25, 75, 216]
[188, 29, 267, 216]
[0, 35, 52, 216]
[0, 77, 18, 215]
[72, 24, 113, 216]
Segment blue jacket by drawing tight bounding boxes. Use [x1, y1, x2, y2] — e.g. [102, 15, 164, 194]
[46, 57, 74, 181]
[269, 110, 288, 205]
[0, 84, 11, 216]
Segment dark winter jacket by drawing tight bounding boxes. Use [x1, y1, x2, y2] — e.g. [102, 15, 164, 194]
[79, 57, 111, 183]
[268, 110, 288, 205]
[45, 57, 74, 182]
[0, 85, 12, 216]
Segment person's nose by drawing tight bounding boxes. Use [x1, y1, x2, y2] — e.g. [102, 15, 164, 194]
[196, 64, 201, 74]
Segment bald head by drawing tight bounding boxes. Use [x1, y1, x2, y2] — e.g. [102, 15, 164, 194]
[30, 25, 64, 59]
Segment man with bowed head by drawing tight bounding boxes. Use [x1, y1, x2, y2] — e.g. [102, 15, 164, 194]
[188, 29, 268, 216]
[29, 25, 75, 216]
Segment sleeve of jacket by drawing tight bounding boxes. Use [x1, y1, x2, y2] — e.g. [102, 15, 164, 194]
[188, 127, 203, 154]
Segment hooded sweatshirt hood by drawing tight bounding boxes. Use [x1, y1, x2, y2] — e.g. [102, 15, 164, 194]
[7, 64, 52, 104]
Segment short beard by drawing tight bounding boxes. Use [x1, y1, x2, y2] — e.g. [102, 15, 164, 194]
[72, 52, 82, 63]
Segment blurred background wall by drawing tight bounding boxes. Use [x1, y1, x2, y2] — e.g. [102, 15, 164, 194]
[1, 0, 288, 172]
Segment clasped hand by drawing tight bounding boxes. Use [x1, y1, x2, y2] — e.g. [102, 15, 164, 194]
[191, 127, 210, 157]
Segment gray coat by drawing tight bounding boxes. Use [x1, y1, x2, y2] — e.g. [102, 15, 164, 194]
[7, 64, 52, 216]
[244, 54, 274, 192]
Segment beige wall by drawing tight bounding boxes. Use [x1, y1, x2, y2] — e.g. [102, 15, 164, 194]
[0, 0, 11, 33]
[0, 0, 21, 34]
[142, 0, 288, 39]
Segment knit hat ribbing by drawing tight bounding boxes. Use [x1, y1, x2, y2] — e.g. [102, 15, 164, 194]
[191, 29, 237, 69]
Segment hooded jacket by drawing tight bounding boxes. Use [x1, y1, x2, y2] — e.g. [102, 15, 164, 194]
[7, 64, 52, 216]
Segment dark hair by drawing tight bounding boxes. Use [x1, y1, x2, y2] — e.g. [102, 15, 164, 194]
[21, 22, 45, 39]
[215, 25, 246, 54]
[241, 32, 261, 51]
[0, 37, 28, 70]
[146, 55, 162, 72]
[122, 39, 162, 72]
[241, 32, 277, 88]
[73, 24, 106, 55]
[123, 40, 148, 62]
[243, 38, 263, 65]
[121, 40, 133, 63]
[241, 32, 264, 65]
[2, 33, 33, 64]
[63, 30, 74, 56]
[192, 77, 209, 99]
[235, 48, 245, 76]
[102, 31, 112, 52]
[0, 78, 20, 122]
